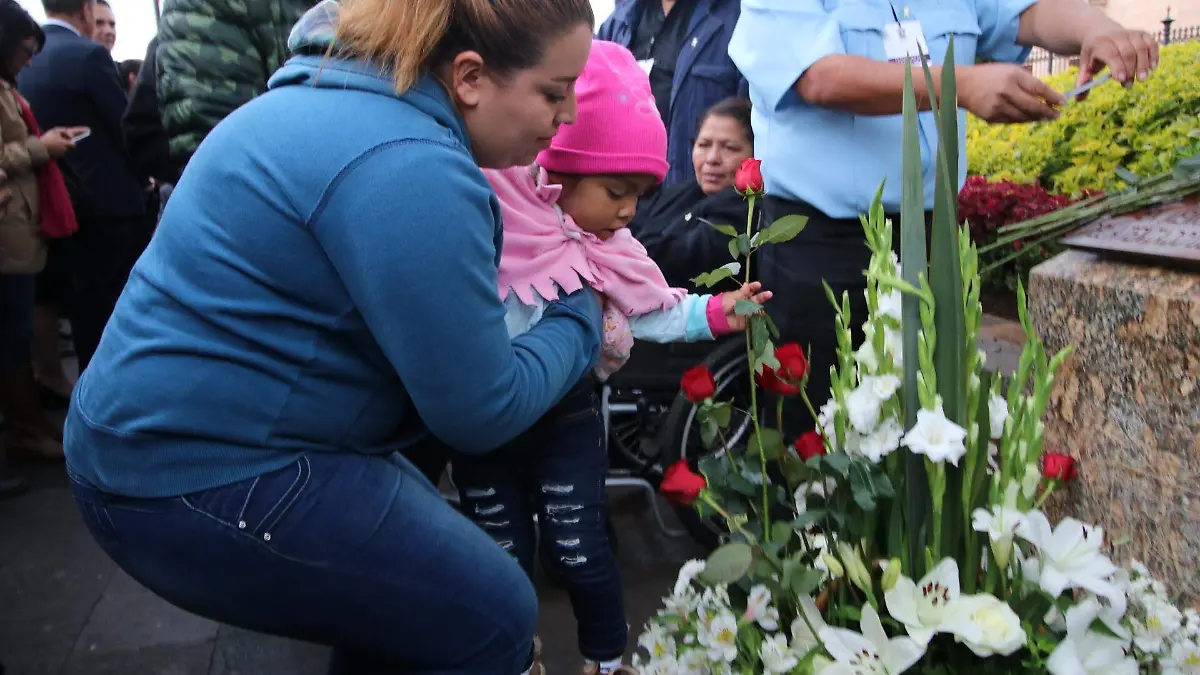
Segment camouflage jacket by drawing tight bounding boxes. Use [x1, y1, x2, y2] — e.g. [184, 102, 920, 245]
[156, 0, 315, 171]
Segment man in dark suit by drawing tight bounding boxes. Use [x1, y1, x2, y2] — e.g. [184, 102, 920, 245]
[18, 0, 149, 373]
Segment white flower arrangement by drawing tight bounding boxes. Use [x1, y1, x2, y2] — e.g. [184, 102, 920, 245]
[634, 48, 1194, 675]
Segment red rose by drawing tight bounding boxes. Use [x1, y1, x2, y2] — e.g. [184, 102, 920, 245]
[660, 460, 707, 505]
[757, 365, 800, 396]
[793, 431, 826, 462]
[774, 343, 809, 381]
[734, 158, 764, 196]
[681, 364, 717, 403]
[1042, 453, 1077, 482]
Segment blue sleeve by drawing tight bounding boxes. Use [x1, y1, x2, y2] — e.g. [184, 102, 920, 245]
[973, 0, 1038, 64]
[629, 294, 714, 343]
[729, 0, 845, 111]
[310, 142, 601, 455]
[596, 15, 616, 41]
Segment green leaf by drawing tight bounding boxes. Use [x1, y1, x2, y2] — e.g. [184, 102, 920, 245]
[755, 215, 809, 246]
[705, 220, 740, 237]
[700, 542, 754, 585]
[700, 418, 718, 448]
[749, 428, 786, 461]
[710, 401, 733, 428]
[789, 567, 827, 597]
[728, 237, 740, 261]
[690, 262, 742, 289]
[791, 509, 826, 531]
[900, 59, 930, 577]
[736, 234, 753, 256]
[1114, 166, 1142, 186]
[822, 452, 852, 478]
[734, 299, 760, 317]
[726, 473, 757, 497]
[764, 313, 781, 340]
[770, 521, 794, 546]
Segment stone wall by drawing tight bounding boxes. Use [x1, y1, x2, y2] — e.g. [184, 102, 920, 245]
[1029, 250, 1199, 607]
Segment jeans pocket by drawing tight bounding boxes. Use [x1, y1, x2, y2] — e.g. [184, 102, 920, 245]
[181, 457, 312, 544]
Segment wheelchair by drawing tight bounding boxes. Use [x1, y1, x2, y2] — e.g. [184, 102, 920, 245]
[598, 336, 754, 550]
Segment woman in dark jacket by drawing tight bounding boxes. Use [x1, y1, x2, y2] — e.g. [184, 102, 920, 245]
[629, 97, 754, 288]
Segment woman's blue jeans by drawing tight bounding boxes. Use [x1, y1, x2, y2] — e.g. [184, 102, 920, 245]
[68, 450, 538, 674]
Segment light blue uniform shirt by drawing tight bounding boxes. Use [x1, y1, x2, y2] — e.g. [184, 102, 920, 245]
[729, 0, 1037, 218]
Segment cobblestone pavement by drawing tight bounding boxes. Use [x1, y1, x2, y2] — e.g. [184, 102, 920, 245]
[0, 317, 1025, 675]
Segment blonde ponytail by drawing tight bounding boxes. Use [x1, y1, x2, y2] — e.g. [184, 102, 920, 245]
[336, 0, 453, 93]
[336, 0, 594, 94]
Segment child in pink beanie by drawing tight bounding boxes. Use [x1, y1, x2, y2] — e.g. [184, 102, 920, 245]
[452, 40, 770, 675]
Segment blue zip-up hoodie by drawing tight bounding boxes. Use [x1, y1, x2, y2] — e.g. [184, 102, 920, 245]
[64, 27, 602, 498]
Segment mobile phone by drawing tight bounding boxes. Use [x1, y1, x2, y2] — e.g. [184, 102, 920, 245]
[69, 129, 91, 143]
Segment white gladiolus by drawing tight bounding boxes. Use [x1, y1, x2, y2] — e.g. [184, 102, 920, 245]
[971, 504, 1027, 570]
[859, 417, 904, 462]
[901, 406, 968, 466]
[845, 381, 885, 434]
[988, 394, 1009, 440]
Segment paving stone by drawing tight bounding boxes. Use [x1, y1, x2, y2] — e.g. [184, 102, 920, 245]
[73, 590, 219, 656]
[62, 641, 214, 675]
[0, 613, 85, 675]
[207, 626, 328, 675]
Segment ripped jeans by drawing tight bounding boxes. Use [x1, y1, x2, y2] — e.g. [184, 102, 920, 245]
[453, 382, 626, 662]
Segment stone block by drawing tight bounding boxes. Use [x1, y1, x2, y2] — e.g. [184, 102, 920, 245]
[1029, 249, 1199, 607]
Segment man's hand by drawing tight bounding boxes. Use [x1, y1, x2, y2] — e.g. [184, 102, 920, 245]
[1078, 27, 1158, 89]
[959, 64, 1065, 124]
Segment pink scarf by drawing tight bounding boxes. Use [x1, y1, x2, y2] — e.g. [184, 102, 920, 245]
[489, 165, 685, 316]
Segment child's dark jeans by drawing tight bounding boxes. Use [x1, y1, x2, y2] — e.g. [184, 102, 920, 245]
[454, 381, 627, 662]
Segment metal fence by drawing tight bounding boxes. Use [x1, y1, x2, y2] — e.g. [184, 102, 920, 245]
[1025, 21, 1199, 78]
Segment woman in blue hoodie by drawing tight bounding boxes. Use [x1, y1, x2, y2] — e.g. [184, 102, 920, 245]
[63, 0, 600, 673]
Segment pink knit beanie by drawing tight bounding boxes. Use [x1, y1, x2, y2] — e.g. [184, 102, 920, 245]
[537, 40, 669, 183]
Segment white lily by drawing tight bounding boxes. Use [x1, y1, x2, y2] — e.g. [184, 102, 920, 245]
[901, 406, 968, 465]
[790, 595, 828, 654]
[884, 558, 981, 646]
[1017, 512, 1120, 603]
[1047, 600, 1138, 675]
[818, 603, 925, 675]
[955, 593, 1026, 656]
[760, 634, 799, 674]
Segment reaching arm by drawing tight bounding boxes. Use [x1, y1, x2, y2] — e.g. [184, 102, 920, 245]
[1015, 0, 1157, 86]
[311, 142, 601, 454]
[0, 93, 48, 175]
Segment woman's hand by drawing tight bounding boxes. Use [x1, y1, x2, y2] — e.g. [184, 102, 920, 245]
[719, 281, 772, 331]
[40, 128, 78, 159]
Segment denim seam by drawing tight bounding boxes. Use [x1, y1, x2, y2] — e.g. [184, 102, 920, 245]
[235, 476, 263, 533]
[259, 456, 312, 536]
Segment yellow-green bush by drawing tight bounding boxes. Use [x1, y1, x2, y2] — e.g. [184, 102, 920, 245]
[966, 41, 1200, 195]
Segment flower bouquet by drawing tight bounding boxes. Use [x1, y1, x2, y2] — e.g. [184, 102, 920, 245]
[636, 47, 1198, 675]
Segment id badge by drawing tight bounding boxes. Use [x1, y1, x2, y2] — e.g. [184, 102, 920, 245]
[636, 58, 655, 76]
[882, 20, 929, 64]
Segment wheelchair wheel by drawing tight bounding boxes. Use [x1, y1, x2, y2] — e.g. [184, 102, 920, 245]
[657, 339, 755, 550]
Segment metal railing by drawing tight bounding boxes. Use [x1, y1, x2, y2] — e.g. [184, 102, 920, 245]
[1024, 20, 1198, 77]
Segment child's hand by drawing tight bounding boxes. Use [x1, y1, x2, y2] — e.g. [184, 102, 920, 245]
[719, 282, 772, 331]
